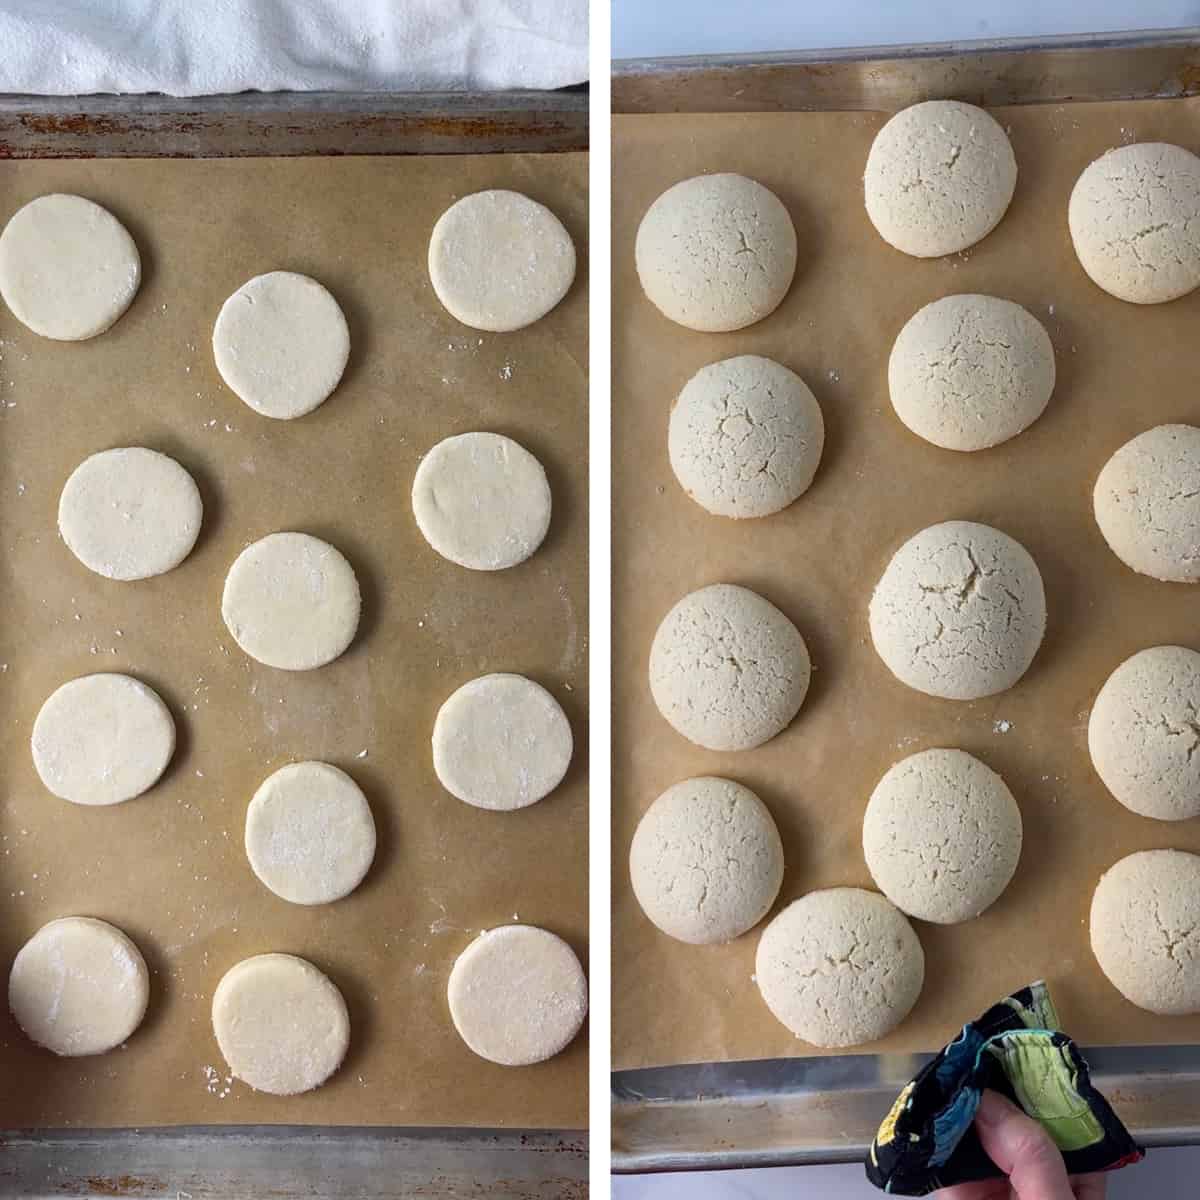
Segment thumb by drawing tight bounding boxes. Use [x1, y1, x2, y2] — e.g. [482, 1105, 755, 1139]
[973, 1090, 1074, 1200]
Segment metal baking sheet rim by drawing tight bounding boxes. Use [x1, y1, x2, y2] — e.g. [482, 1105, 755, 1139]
[611, 28, 1200, 1173]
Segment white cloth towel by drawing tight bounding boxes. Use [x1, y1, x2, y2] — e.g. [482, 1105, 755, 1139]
[0, 0, 589, 96]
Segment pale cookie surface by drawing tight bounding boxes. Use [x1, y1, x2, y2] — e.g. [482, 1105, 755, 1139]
[213, 271, 349, 419]
[630, 776, 784, 944]
[212, 953, 349, 1094]
[863, 748, 1022, 924]
[222, 531, 360, 670]
[0, 193, 140, 340]
[669, 355, 824, 518]
[432, 673, 572, 810]
[9, 917, 149, 1056]
[447, 925, 587, 1066]
[635, 173, 797, 332]
[428, 189, 575, 332]
[1089, 646, 1200, 821]
[864, 100, 1017, 257]
[59, 447, 202, 581]
[1069, 142, 1200, 304]
[649, 583, 810, 751]
[245, 762, 376, 904]
[755, 888, 924, 1047]
[1091, 850, 1200, 1014]
[1094, 424, 1200, 582]
[869, 521, 1046, 700]
[888, 295, 1055, 451]
[412, 432, 551, 570]
[32, 673, 175, 806]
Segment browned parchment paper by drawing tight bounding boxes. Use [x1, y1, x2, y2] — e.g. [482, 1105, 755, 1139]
[613, 100, 1200, 1071]
[0, 152, 587, 1128]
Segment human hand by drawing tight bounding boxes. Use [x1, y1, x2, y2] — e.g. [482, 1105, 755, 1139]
[935, 1090, 1107, 1199]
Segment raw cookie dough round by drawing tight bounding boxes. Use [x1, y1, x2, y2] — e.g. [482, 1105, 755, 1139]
[447, 925, 587, 1066]
[755, 888, 924, 1047]
[669, 355, 825, 518]
[412, 432, 551, 571]
[1094, 425, 1200, 582]
[888, 295, 1055, 451]
[428, 189, 576, 332]
[869, 521, 1046, 700]
[0, 194, 140, 340]
[1090, 849, 1200, 1014]
[863, 749, 1022, 924]
[1069, 143, 1200, 304]
[58, 447, 202, 581]
[635, 173, 797, 332]
[630, 776, 784, 944]
[245, 762, 376, 904]
[212, 953, 349, 1094]
[212, 271, 349, 419]
[32, 673, 175, 806]
[864, 100, 1017, 258]
[9, 917, 149, 1056]
[222, 531, 360, 671]
[1089, 646, 1200, 820]
[432, 673, 572, 811]
[649, 583, 810, 752]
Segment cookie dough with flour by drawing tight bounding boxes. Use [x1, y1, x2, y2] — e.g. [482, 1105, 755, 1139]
[32, 673, 175, 806]
[869, 521, 1046, 700]
[428, 190, 576, 332]
[245, 762, 376, 904]
[432, 673, 572, 810]
[412, 432, 551, 570]
[9, 917, 149, 1056]
[0, 193, 140, 340]
[222, 532, 360, 670]
[212, 953, 349, 1094]
[649, 583, 810, 751]
[213, 271, 349, 419]
[447, 925, 588, 1066]
[59, 447, 202, 580]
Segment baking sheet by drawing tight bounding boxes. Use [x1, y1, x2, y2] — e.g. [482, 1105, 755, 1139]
[0, 151, 587, 1129]
[613, 99, 1200, 1071]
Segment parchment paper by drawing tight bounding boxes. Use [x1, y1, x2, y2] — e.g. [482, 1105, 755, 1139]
[0, 152, 587, 1128]
[613, 100, 1200, 1070]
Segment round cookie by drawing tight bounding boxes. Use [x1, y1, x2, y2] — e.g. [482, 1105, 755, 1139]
[863, 748, 1022, 924]
[755, 888, 924, 1047]
[668, 355, 824, 518]
[0, 193, 140, 340]
[1089, 646, 1200, 820]
[428, 190, 576, 332]
[213, 271, 349, 419]
[864, 100, 1017, 258]
[59, 447, 203, 580]
[1091, 849, 1200, 1014]
[245, 762, 376, 904]
[412, 432, 551, 571]
[630, 776, 784, 944]
[1094, 425, 1200, 582]
[9, 917, 149, 1056]
[888, 295, 1055, 451]
[869, 521, 1046, 700]
[32, 673, 175, 806]
[649, 583, 810, 751]
[432, 673, 572, 811]
[212, 953, 349, 1094]
[447, 925, 587, 1066]
[221, 531, 360, 671]
[635, 174, 797, 332]
[1069, 143, 1200, 304]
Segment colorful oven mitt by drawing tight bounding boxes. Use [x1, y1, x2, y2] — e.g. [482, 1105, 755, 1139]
[865, 981, 1143, 1195]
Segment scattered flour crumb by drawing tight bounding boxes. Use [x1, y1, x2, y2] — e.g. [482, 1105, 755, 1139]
[993, 719, 1013, 734]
